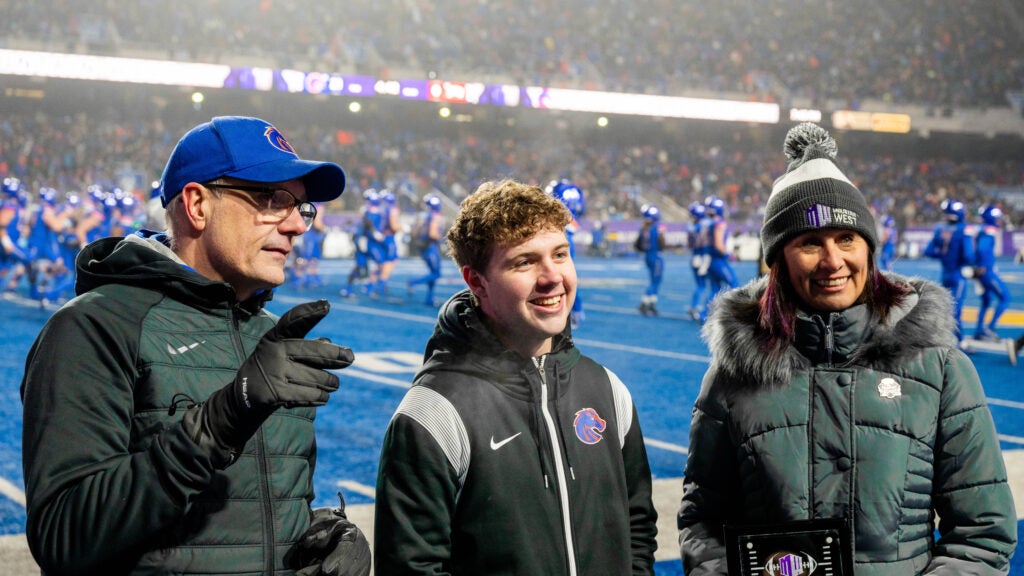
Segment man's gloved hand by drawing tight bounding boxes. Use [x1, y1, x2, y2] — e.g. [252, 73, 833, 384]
[184, 300, 354, 464]
[295, 492, 371, 576]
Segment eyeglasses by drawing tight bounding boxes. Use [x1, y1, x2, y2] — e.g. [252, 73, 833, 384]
[203, 183, 317, 228]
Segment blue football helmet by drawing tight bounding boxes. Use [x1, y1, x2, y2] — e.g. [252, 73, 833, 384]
[642, 204, 660, 221]
[979, 204, 1003, 226]
[425, 194, 442, 212]
[882, 215, 896, 227]
[103, 193, 119, 212]
[688, 201, 707, 220]
[120, 194, 137, 210]
[363, 188, 380, 205]
[86, 184, 106, 204]
[941, 199, 966, 222]
[2, 177, 20, 197]
[704, 195, 726, 216]
[379, 189, 396, 205]
[547, 179, 585, 218]
[39, 187, 59, 206]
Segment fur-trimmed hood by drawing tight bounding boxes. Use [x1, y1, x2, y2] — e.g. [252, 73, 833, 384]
[701, 273, 958, 389]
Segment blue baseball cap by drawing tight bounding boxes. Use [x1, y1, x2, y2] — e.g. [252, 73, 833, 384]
[159, 116, 346, 207]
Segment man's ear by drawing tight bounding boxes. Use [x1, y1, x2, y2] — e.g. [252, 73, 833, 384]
[180, 183, 212, 231]
[462, 265, 486, 302]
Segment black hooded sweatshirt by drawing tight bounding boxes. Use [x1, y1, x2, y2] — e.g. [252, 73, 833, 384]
[374, 289, 658, 575]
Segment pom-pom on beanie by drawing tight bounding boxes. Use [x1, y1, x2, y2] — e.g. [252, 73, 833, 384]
[760, 123, 876, 266]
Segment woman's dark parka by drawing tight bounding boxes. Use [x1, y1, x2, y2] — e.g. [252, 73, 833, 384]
[678, 274, 1016, 575]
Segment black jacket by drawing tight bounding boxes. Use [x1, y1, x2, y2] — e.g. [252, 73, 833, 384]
[21, 233, 320, 575]
[374, 289, 658, 575]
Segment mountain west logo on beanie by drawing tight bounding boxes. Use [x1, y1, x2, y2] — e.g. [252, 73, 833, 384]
[805, 204, 860, 228]
[574, 408, 607, 445]
[159, 116, 346, 206]
[759, 123, 876, 266]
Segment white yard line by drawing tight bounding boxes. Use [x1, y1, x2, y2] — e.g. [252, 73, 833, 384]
[988, 397, 1024, 411]
[336, 479, 377, 499]
[337, 367, 411, 388]
[0, 478, 25, 507]
[646, 438, 689, 454]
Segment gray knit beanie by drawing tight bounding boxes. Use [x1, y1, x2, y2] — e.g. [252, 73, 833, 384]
[760, 123, 877, 266]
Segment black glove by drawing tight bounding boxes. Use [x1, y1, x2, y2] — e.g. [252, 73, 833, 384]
[185, 300, 354, 464]
[295, 492, 371, 576]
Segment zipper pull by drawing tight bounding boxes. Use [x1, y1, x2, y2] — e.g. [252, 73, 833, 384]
[825, 314, 835, 366]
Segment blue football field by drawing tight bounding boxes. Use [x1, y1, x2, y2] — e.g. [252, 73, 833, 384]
[1, 252, 1022, 574]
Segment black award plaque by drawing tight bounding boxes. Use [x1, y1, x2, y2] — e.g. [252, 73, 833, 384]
[724, 518, 852, 576]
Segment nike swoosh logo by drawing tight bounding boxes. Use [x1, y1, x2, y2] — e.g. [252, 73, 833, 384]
[490, 432, 522, 451]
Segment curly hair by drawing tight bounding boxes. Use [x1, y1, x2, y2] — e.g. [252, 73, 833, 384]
[446, 179, 571, 272]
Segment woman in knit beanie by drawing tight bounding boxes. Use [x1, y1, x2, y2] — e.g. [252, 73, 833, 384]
[678, 123, 1016, 575]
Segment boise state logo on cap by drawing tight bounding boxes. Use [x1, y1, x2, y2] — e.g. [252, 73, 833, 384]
[264, 126, 297, 155]
[159, 116, 346, 206]
[573, 408, 606, 445]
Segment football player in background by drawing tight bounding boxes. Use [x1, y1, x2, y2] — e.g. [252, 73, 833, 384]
[407, 194, 446, 306]
[373, 189, 401, 298]
[702, 194, 739, 321]
[0, 177, 32, 293]
[878, 215, 898, 272]
[547, 179, 586, 328]
[972, 204, 1011, 342]
[686, 201, 713, 322]
[637, 203, 665, 316]
[924, 198, 975, 341]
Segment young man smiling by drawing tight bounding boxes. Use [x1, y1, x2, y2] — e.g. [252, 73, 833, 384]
[374, 179, 658, 575]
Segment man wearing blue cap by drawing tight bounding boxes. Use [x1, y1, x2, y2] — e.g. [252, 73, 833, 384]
[21, 116, 371, 576]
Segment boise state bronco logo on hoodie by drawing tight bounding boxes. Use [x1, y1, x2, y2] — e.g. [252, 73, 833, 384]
[574, 408, 606, 445]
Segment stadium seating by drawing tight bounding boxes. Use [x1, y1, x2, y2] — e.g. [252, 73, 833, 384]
[0, 0, 1021, 108]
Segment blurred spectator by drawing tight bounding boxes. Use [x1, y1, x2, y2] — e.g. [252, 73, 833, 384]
[0, 109, 1020, 234]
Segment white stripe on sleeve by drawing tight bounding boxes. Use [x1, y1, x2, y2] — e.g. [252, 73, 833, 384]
[394, 386, 471, 485]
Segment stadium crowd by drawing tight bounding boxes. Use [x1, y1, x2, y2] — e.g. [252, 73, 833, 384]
[1, 0, 1022, 109]
[1, 110, 1020, 230]
[2, 110, 1020, 233]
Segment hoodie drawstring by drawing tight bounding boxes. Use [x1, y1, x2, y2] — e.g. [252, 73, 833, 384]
[550, 363, 576, 481]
